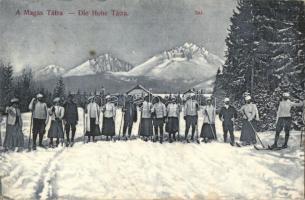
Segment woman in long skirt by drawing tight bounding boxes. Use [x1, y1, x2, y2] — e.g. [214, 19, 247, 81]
[200, 97, 217, 142]
[139, 96, 153, 141]
[85, 96, 101, 142]
[239, 95, 259, 145]
[48, 97, 65, 148]
[102, 95, 116, 141]
[3, 98, 24, 151]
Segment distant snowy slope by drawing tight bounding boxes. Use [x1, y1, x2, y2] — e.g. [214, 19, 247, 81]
[115, 42, 224, 81]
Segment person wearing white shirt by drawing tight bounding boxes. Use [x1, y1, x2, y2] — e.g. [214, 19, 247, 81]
[183, 94, 199, 142]
[200, 97, 217, 143]
[239, 95, 259, 145]
[166, 97, 181, 142]
[151, 96, 167, 143]
[139, 95, 153, 141]
[270, 92, 304, 149]
[85, 96, 101, 142]
[47, 97, 65, 148]
[102, 95, 116, 141]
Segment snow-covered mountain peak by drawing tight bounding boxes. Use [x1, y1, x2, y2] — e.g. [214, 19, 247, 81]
[64, 53, 134, 77]
[34, 64, 66, 80]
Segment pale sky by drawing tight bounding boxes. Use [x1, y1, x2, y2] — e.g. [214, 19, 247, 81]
[0, 0, 237, 72]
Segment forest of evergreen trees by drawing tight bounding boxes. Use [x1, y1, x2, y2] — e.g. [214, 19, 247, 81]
[214, 0, 305, 131]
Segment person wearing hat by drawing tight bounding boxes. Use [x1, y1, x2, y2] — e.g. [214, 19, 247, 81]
[29, 93, 49, 149]
[200, 97, 217, 142]
[139, 95, 153, 141]
[219, 98, 237, 145]
[3, 98, 24, 151]
[183, 93, 199, 142]
[63, 94, 78, 147]
[270, 92, 304, 149]
[47, 97, 65, 148]
[122, 95, 137, 139]
[85, 96, 101, 142]
[239, 95, 259, 146]
[102, 95, 116, 141]
[166, 97, 181, 142]
[151, 96, 167, 143]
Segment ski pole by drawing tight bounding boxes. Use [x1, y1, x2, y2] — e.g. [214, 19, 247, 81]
[83, 107, 86, 144]
[28, 111, 33, 151]
[119, 109, 124, 140]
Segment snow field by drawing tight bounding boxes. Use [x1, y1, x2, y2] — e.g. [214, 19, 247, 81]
[0, 108, 304, 199]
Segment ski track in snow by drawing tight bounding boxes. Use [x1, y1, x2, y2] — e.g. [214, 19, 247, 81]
[0, 109, 304, 199]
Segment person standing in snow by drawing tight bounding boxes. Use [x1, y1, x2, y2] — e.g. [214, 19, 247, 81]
[3, 98, 24, 151]
[219, 98, 237, 146]
[122, 95, 137, 139]
[239, 95, 259, 146]
[63, 94, 78, 147]
[200, 97, 217, 143]
[85, 96, 101, 142]
[102, 95, 116, 141]
[48, 97, 65, 148]
[166, 97, 180, 143]
[151, 96, 167, 143]
[139, 95, 153, 141]
[270, 92, 304, 149]
[29, 93, 49, 150]
[184, 94, 199, 143]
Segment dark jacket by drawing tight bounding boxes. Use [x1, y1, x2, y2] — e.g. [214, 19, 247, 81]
[63, 101, 78, 124]
[123, 102, 137, 124]
[219, 105, 237, 126]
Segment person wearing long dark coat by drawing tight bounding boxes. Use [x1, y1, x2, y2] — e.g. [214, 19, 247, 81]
[48, 97, 65, 148]
[239, 95, 259, 145]
[219, 98, 237, 146]
[200, 97, 217, 142]
[166, 97, 180, 142]
[102, 95, 116, 140]
[29, 93, 49, 150]
[184, 94, 199, 143]
[85, 96, 101, 142]
[63, 94, 78, 146]
[139, 96, 153, 141]
[270, 92, 303, 149]
[3, 98, 24, 151]
[151, 97, 167, 143]
[122, 95, 137, 139]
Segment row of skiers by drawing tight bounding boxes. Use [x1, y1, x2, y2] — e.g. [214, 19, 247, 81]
[1, 91, 304, 151]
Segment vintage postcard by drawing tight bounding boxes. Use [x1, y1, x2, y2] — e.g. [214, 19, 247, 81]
[0, 0, 304, 199]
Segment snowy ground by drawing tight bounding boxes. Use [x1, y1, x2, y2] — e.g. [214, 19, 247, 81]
[0, 108, 304, 200]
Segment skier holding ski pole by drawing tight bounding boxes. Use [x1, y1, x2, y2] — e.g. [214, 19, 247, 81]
[200, 97, 217, 143]
[122, 95, 137, 140]
[183, 93, 200, 143]
[270, 92, 304, 149]
[238, 95, 260, 147]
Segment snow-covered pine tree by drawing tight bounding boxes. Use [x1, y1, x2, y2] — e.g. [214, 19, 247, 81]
[0, 61, 14, 110]
[214, 0, 305, 131]
[53, 77, 65, 101]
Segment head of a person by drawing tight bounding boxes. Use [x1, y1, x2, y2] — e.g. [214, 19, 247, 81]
[53, 97, 60, 105]
[11, 98, 19, 108]
[144, 95, 149, 102]
[171, 97, 176, 104]
[155, 97, 160, 104]
[105, 95, 111, 103]
[36, 93, 44, 102]
[224, 98, 230, 105]
[191, 94, 196, 100]
[206, 97, 212, 105]
[282, 92, 289, 100]
[68, 94, 74, 102]
[88, 96, 94, 103]
[127, 95, 133, 102]
[245, 96, 251, 104]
